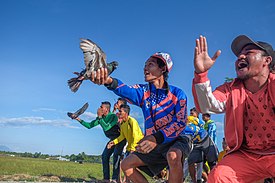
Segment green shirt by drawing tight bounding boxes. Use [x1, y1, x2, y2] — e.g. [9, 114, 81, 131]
[80, 112, 118, 131]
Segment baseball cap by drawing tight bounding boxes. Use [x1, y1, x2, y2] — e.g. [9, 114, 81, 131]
[231, 35, 275, 63]
[151, 52, 173, 72]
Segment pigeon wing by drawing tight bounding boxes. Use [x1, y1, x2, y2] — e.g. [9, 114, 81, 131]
[74, 102, 89, 117]
[80, 39, 107, 78]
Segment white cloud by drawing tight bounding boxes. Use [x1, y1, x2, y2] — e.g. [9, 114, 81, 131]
[32, 108, 57, 112]
[82, 112, 97, 120]
[0, 116, 80, 129]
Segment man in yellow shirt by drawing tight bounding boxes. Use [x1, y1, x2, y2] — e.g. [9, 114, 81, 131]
[107, 104, 144, 156]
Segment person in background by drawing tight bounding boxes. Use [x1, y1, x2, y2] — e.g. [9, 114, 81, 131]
[107, 104, 143, 156]
[108, 104, 143, 183]
[186, 107, 219, 183]
[192, 35, 275, 182]
[89, 52, 194, 183]
[202, 113, 217, 144]
[113, 98, 128, 114]
[71, 101, 126, 183]
[202, 113, 218, 180]
[218, 137, 230, 162]
[183, 107, 205, 183]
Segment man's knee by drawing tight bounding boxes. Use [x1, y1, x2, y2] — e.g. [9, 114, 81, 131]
[167, 148, 183, 167]
[121, 158, 130, 172]
[208, 165, 228, 182]
[121, 155, 138, 172]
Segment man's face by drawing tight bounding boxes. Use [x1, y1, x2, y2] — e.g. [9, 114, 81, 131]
[116, 100, 124, 108]
[100, 104, 108, 114]
[202, 114, 208, 122]
[235, 44, 270, 80]
[118, 108, 127, 121]
[190, 110, 198, 118]
[144, 57, 163, 82]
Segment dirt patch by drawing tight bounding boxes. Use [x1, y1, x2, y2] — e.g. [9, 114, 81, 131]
[0, 174, 36, 181]
[0, 174, 108, 182]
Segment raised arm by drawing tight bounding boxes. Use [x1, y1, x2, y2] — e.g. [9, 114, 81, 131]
[192, 36, 228, 114]
[194, 35, 221, 74]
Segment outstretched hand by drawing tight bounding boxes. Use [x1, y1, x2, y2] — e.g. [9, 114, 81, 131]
[194, 35, 221, 73]
[90, 68, 113, 85]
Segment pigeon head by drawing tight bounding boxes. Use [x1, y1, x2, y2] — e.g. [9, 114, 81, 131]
[110, 61, 119, 69]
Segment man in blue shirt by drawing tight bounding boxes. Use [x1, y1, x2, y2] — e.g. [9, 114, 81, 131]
[89, 52, 195, 183]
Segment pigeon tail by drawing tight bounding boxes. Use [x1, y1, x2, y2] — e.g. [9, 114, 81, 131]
[68, 76, 85, 92]
[68, 69, 86, 92]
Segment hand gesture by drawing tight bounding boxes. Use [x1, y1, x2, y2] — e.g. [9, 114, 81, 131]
[136, 135, 157, 154]
[194, 35, 221, 73]
[113, 102, 119, 112]
[107, 141, 114, 149]
[97, 107, 104, 118]
[91, 68, 113, 85]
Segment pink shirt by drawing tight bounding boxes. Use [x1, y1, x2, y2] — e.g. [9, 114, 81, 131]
[243, 83, 275, 154]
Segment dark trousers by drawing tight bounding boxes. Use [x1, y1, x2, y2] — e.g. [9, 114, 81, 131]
[102, 139, 126, 181]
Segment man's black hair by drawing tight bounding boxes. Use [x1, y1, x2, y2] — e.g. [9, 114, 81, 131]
[156, 58, 169, 81]
[102, 101, 111, 111]
[202, 113, 211, 118]
[120, 104, 130, 115]
[117, 98, 127, 105]
[190, 107, 198, 113]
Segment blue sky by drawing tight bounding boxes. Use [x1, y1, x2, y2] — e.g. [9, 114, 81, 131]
[0, 0, 275, 155]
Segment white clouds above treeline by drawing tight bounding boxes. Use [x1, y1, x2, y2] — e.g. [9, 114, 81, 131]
[0, 116, 79, 129]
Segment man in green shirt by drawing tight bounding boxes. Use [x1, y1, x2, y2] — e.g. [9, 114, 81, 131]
[72, 101, 126, 183]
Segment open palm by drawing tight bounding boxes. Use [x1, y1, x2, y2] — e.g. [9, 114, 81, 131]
[194, 36, 221, 73]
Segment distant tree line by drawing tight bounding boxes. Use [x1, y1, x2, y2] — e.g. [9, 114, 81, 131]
[0, 151, 102, 164]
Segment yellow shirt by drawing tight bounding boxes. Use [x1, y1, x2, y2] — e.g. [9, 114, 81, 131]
[113, 116, 144, 151]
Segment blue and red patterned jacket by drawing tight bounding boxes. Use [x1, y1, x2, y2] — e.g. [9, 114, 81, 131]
[106, 78, 193, 144]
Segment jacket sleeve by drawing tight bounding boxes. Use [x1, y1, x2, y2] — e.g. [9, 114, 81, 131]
[98, 113, 118, 131]
[113, 131, 125, 145]
[192, 71, 228, 113]
[80, 118, 100, 129]
[128, 118, 143, 150]
[105, 78, 144, 106]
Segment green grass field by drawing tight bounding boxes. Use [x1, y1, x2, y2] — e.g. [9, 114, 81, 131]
[0, 155, 103, 182]
[0, 155, 161, 182]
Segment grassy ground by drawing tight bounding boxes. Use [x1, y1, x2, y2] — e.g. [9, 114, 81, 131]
[0, 154, 164, 182]
[0, 155, 105, 182]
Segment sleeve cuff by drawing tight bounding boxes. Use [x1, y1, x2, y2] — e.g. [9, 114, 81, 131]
[104, 78, 118, 90]
[152, 131, 164, 144]
[193, 71, 209, 83]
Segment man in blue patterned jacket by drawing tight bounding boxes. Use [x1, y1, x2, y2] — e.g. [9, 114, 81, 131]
[90, 52, 195, 183]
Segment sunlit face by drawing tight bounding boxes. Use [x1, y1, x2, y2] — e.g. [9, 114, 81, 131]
[144, 57, 164, 82]
[100, 104, 108, 115]
[118, 108, 127, 121]
[116, 100, 124, 108]
[190, 110, 198, 118]
[235, 44, 269, 80]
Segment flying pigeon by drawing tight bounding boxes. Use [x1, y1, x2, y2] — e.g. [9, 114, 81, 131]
[68, 39, 118, 92]
[67, 102, 89, 119]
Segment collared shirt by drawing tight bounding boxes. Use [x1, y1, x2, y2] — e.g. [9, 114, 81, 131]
[113, 116, 144, 151]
